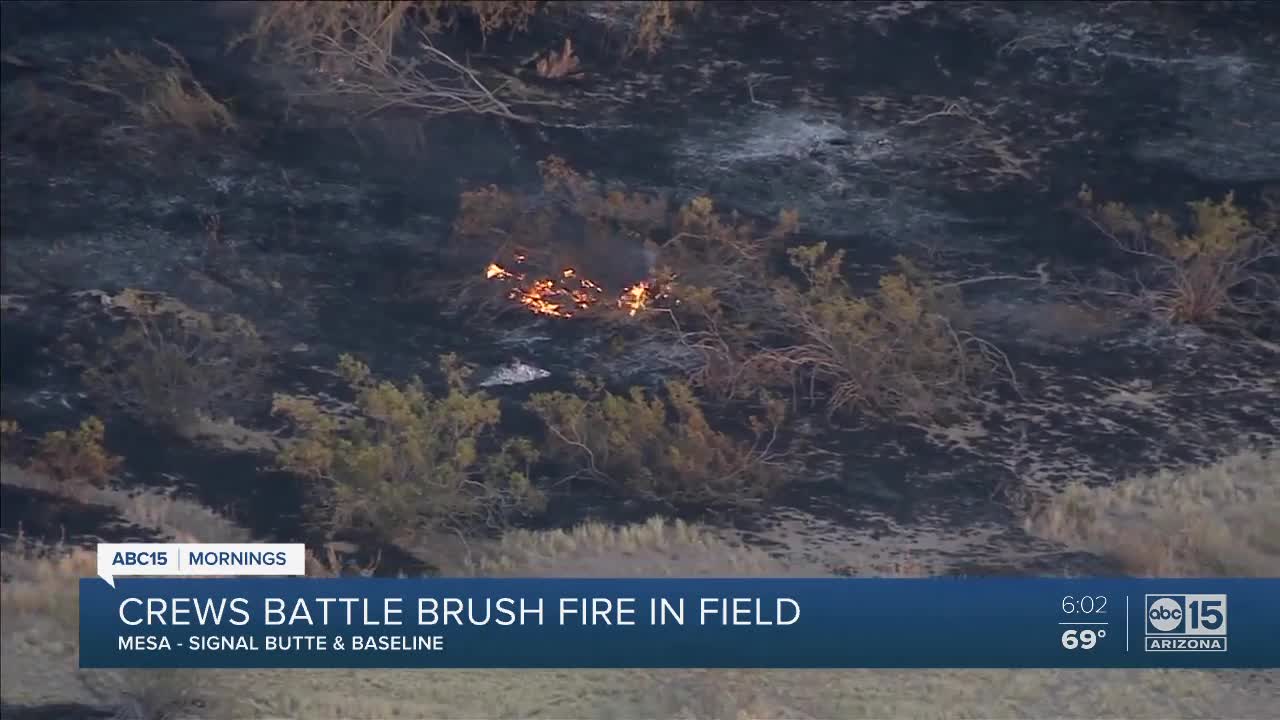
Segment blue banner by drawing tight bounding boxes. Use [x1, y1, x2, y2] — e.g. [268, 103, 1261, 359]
[79, 578, 1278, 669]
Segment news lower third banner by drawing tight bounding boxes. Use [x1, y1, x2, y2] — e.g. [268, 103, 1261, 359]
[80, 576, 1277, 669]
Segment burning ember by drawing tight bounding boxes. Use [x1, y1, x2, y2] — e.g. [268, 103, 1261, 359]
[484, 258, 658, 318]
[620, 282, 652, 317]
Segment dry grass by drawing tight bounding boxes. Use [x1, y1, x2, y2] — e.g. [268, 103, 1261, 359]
[239, 1, 552, 121]
[242, 1, 697, 63]
[75, 40, 236, 134]
[1, 462, 252, 544]
[0, 472, 256, 713]
[241, 0, 542, 68]
[457, 516, 814, 577]
[118, 489, 254, 545]
[0, 542, 93, 623]
[237, 1, 701, 121]
[535, 36, 580, 79]
[1025, 449, 1280, 576]
[622, 0, 703, 57]
[0, 541, 237, 718]
[182, 414, 282, 455]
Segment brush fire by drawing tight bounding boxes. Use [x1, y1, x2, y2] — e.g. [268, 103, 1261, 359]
[485, 257, 658, 318]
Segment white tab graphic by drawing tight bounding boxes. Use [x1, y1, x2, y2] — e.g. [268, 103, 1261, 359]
[97, 543, 307, 587]
[96, 543, 180, 587]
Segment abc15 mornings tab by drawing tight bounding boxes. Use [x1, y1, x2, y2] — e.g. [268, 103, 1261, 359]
[1144, 594, 1227, 652]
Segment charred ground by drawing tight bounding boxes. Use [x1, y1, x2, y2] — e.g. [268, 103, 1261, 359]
[1, 1, 1278, 572]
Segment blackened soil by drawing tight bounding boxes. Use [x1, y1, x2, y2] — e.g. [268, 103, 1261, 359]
[1, 1, 1278, 577]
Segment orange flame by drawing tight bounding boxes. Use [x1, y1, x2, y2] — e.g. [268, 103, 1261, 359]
[484, 259, 658, 318]
[619, 282, 651, 316]
[511, 279, 571, 317]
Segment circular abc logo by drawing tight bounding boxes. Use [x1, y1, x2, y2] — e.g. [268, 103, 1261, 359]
[1147, 597, 1184, 632]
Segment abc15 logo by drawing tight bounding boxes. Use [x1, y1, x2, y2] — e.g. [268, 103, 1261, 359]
[1145, 594, 1227, 636]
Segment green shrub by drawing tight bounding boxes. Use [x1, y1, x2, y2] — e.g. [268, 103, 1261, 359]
[28, 417, 122, 500]
[1078, 186, 1278, 325]
[84, 307, 267, 434]
[768, 244, 1005, 419]
[272, 354, 543, 542]
[638, 197, 799, 401]
[526, 376, 785, 506]
[651, 229, 1004, 420]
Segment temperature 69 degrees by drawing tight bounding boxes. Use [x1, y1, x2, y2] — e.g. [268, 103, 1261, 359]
[1060, 595, 1110, 651]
